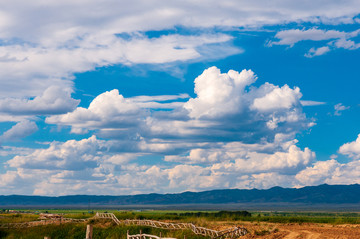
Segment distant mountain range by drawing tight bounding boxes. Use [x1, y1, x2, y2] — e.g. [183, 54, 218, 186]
[1, 184, 360, 207]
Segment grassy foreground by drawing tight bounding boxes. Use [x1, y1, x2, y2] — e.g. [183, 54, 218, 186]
[0, 223, 205, 239]
[1, 210, 360, 238]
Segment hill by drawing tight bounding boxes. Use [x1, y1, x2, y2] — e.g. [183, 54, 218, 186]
[1, 184, 360, 207]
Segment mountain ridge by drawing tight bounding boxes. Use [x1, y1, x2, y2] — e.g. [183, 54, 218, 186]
[1, 184, 360, 206]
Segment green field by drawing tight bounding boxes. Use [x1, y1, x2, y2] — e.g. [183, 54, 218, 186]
[1, 209, 360, 238]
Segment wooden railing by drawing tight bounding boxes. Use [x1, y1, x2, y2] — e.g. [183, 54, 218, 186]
[95, 213, 248, 238]
[0, 212, 248, 238]
[127, 231, 176, 239]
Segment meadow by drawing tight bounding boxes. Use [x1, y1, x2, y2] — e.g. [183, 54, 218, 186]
[1, 209, 360, 238]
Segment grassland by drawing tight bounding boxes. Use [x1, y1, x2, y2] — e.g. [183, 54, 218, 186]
[1, 209, 360, 238]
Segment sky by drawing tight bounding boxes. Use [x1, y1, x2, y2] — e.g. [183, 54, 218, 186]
[0, 0, 360, 196]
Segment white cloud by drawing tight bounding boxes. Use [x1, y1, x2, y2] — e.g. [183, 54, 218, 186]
[251, 84, 302, 112]
[166, 140, 315, 173]
[333, 37, 360, 49]
[270, 28, 360, 57]
[47, 67, 311, 143]
[0, 66, 321, 194]
[339, 134, 360, 159]
[0, 86, 79, 116]
[300, 100, 326, 106]
[7, 136, 107, 170]
[0, 120, 38, 141]
[0, 145, 34, 157]
[1, 1, 359, 43]
[0, 33, 235, 99]
[305, 46, 330, 58]
[46, 89, 145, 134]
[295, 135, 360, 186]
[0, 1, 359, 99]
[184, 66, 257, 119]
[0, 126, 318, 195]
[296, 159, 360, 186]
[270, 28, 345, 46]
[334, 103, 350, 116]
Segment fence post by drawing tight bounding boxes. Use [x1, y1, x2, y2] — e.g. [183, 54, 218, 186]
[86, 224, 93, 239]
[127, 230, 129, 239]
[44, 237, 50, 239]
[160, 232, 162, 239]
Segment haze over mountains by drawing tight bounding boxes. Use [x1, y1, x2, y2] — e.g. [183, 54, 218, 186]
[1, 184, 359, 207]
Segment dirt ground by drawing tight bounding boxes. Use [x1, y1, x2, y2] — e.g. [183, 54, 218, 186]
[234, 221, 360, 239]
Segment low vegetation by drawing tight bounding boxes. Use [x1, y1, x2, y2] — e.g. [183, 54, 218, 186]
[1, 209, 360, 238]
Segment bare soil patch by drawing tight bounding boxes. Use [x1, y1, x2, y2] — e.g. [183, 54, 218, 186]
[237, 221, 360, 239]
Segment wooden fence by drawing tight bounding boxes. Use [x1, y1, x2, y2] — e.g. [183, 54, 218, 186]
[0, 212, 248, 238]
[95, 213, 248, 238]
[127, 231, 176, 239]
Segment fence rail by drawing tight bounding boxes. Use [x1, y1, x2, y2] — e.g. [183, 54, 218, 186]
[95, 213, 248, 238]
[0, 212, 248, 238]
[127, 232, 176, 239]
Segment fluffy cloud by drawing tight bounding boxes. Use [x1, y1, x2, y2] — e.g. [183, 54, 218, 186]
[184, 67, 256, 119]
[46, 89, 146, 134]
[1, 134, 315, 195]
[47, 67, 311, 143]
[295, 134, 360, 186]
[7, 136, 107, 170]
[0, 65, 320, 195]
[0, 120, 38, 141]
[166, 141, 314, 174]
[339, 134, 360, 159]
[296, 159, 360, 186]
[2, 66, 321, 195]
[0, 86, 79, 115]
[251, 84, 302, 112]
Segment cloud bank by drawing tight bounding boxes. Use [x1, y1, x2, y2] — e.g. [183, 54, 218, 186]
[1, 66, 321, 195]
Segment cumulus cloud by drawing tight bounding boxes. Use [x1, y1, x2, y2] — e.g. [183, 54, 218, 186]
[0, 145, 34, 157]
[0, 120, 38, 141]
[46, 89, 146, 134]
[296, 159, 360, 186]
[1, 134, 315, 195]
[295, 134, 360, 186]
[47, 67, 311, 144]
[251, 84, 302, 112]
[0, 86, 79, 116]
[339, 134, 360, 159]
[184, 66, 257, 119]
[7, 136, 108, 170]
[0, 65, 323, 195]
[166, 141, 314, 173]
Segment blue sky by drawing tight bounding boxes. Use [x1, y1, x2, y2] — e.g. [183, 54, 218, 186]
[0, 1, 360, 195]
